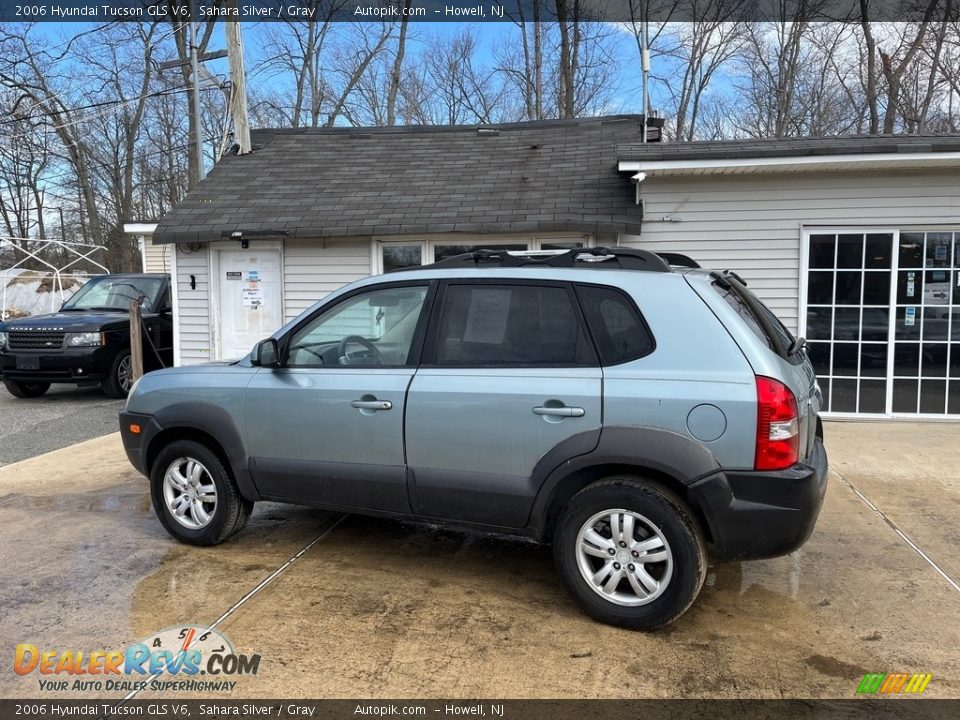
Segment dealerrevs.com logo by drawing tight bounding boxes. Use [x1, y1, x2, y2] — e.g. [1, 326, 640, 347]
[856, 673, 932, 695]
[13, 626, 260, 693]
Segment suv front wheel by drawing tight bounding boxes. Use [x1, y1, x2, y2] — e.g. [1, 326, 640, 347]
[150, 440, 253, 546]
[3, 378, 50, 398]
[553, 477, 707, 630]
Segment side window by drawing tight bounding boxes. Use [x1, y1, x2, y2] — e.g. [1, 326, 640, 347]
[433, 284, 595, 366]
[576, 285, 654, 365]
[286, 285, 428, 368]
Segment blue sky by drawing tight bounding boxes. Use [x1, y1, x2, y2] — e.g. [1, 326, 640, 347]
[30, 20, 655, 119]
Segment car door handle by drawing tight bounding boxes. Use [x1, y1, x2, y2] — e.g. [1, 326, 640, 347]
[533, 405, 585, 418]
[351, 399, 392, 411]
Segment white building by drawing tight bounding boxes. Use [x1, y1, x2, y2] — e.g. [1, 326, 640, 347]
[141, 116, 960, 419]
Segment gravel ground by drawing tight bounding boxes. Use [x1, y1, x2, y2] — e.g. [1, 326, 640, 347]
[0, 384, 124, 466]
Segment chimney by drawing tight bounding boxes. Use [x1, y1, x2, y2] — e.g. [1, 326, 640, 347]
[645, 115, 664, 143]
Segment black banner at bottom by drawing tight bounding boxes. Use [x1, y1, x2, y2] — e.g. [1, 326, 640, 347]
[2, 700, 960, 720]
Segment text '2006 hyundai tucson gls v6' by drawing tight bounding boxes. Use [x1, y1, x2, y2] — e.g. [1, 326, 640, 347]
[120, 248, 827, 629]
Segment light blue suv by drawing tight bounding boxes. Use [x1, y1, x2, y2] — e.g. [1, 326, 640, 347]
[120, 248, 827, 629]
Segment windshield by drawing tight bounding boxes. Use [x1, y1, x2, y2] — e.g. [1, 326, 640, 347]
[61, 276, 164, 312]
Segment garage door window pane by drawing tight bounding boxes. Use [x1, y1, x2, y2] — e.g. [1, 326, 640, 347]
[808, 272, 834, 305]
[809, 235, 835, 269]
[894, 308, 921, 341]
[832, 343, 858, 376]
[833, 308, 860, 340]
[807, 342, 830, 375]
[897, 271, 922, 303]
[836, 234, 864, 268]
[831, 379, 857, 412]
[894, 343, 920, 375]
[926, 232, 952, 268]
[863, 272, 890, 305]
[922, 307, 949, 341]
[920, 380, 946, 413]
[861, 308, 888, 342]
[860, 344, 888, 377]
[921, 344, 948, 377]
[835, 272, 862, 304]
[858, 380, 886, 413]
[949, 381, 960, 414]
[899, 233, 924, 268]
[806, 308, 832, 340]
[893, 379, 919, 413]
[865, 234, 892, 268]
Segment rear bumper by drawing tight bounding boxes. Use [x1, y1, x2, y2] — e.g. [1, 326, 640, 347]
[0, 347, 112, 384]
[689, 437, 829, 561]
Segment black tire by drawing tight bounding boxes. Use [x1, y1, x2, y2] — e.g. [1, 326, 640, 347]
[3, 378, 50, 398]
[553, 476, 707, 630]
[149, 439, 254, 546]
[101, 349, 133, 399]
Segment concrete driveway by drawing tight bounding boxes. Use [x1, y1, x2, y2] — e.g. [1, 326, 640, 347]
[0, 422, 958, 699]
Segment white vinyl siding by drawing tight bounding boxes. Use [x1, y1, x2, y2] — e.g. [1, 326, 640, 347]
[174, 246, 212, 365]
[174, 239, 371, 364]
[622, 169, 960, 332]
[282, 239, 372, 322]
[140, 238, 170, 274]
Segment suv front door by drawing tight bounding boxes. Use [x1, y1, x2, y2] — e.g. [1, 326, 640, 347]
[405, 280, 602, 527]
[244, 282, 433, 512]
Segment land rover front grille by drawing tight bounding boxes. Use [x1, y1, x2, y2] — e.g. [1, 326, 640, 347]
[8, 331, 65, 350]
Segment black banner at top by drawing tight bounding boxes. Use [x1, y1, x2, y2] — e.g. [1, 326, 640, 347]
[0, 0, 955, 23]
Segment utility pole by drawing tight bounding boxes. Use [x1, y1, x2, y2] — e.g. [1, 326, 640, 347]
[159, 14, 228, 187]
[225, 0, 251, 154]
[190, 0, 205, 180]
[641, 19, 650, 143]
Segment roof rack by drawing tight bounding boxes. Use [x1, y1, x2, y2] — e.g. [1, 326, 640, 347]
[656, 252, 700, 268]
[391, 246, 672, 273]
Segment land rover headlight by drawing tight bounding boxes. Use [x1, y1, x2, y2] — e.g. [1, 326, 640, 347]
[0, 331, 7, 349]
[65, 332, 104, 347]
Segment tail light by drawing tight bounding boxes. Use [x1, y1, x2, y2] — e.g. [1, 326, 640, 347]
[755, 376, 799, 471]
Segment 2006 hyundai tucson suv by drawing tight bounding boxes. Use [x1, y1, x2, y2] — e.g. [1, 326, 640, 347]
[120, 248, 827, 629]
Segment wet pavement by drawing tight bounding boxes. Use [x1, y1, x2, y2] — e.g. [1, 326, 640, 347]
[0, 422, 958, 699]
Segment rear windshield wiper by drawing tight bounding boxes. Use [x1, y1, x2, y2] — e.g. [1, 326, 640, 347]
[788, 337, 807, 356]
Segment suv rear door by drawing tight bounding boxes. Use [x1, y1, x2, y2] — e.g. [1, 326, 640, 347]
[404, 280, 602, 527]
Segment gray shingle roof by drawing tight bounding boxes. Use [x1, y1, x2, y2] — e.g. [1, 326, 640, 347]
[617, 134, 960, 162]
[152, 115, 649, 244]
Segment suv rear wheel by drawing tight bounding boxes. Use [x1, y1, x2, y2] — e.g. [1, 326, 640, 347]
[553, 477, 707, 630]
[150, 440, 253, 546]
[3, 378, 51, 398]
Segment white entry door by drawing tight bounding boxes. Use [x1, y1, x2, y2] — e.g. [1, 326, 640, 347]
[215, 247, 283, 360]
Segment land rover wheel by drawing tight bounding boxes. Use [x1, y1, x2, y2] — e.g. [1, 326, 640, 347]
[150, 440, 253, 546]
[2, 378, 50, 398]
[101, 349, 133, 398]
[553, 477, 707, 630]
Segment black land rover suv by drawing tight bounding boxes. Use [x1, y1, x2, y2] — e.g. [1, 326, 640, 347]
[0, 273, 173, 399]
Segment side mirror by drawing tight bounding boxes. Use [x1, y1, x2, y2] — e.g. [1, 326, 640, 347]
[251, 338, 279, 368]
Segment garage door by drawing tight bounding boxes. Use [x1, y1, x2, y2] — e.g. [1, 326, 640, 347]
[801, 229, 960, 418]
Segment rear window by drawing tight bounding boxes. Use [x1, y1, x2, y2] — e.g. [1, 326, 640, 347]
[712, 279, 795, 353]
[576, 285, 654, 365]
[433, 284, 596, 367]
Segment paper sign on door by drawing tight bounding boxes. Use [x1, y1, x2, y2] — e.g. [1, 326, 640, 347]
[242, 287, 263, 308]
